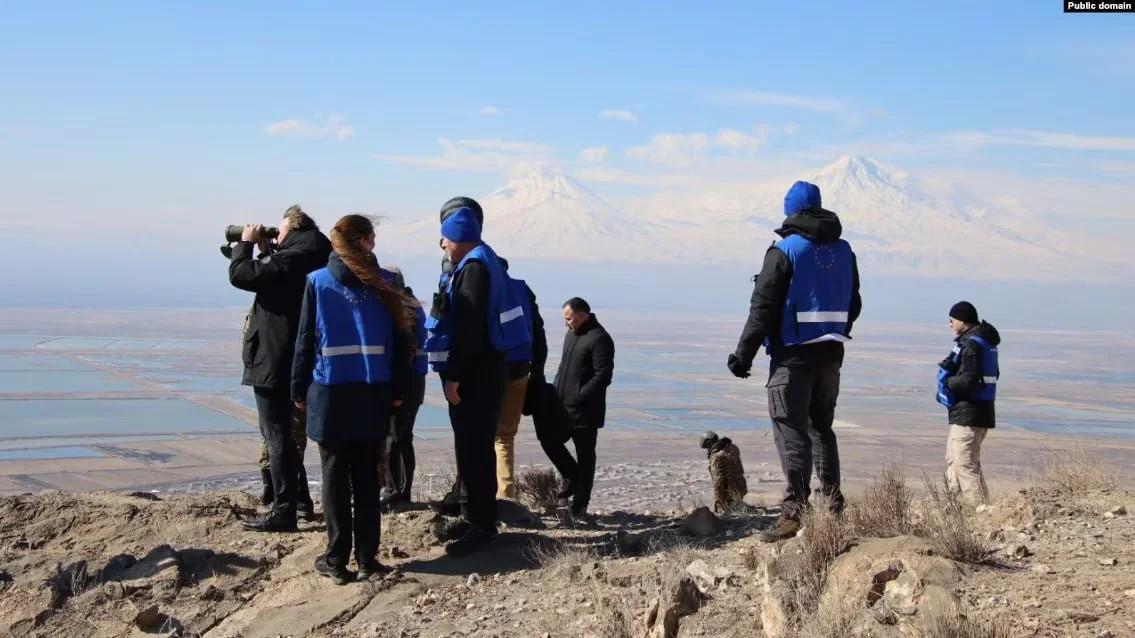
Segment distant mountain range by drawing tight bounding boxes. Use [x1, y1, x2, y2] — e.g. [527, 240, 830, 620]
[381, 156, 1120, 282]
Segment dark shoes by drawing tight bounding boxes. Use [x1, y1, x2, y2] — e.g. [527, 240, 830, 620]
[428, 497, 461, 517]
[557, 479, 576, 500]
[296, 498, 316, 522]
[357, 559, 393, 581]
[314, 555, 355, 585]
[430, 517, 471, 543]
[759, 513, 801, 543]
[240, 512, 298, 533]
[444, 527, 498, 558]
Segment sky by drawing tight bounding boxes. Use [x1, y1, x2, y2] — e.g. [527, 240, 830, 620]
[0, 1, 1132, 320]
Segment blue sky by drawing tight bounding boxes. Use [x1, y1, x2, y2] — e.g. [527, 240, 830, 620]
[1, 0, 1132, 236]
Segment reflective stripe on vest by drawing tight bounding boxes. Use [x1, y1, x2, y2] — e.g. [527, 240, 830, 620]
[322, 345, 386, 357]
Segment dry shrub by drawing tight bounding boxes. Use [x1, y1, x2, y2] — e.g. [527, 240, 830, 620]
[766, 497, 852, 622]
[1039, 449, 1117, 495]
[517, 467, 560, 512]
[526, 537, 596, 572]
[799, 593, 862, 638]
[921, 609, 1012, 638]
[587, 584, 638, 638]
[916, 473, 995, 565]
[847, 464, 913, 538]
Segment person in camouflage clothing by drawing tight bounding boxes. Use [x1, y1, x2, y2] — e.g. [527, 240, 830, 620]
[245, 305, 315, 519]
[700, 431, 748, 513]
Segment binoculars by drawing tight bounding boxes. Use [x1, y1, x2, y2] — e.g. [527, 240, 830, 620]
[220, 224, 280, 258]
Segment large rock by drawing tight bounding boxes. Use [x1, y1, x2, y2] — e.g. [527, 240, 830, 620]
[685, 559, 737, 594]
[681, 507, 724, 538]
[644, 577, 706, 638]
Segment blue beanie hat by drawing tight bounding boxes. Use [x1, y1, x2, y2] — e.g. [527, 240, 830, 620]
[784, 180, 822, 216]
[440, 206, 482, 243]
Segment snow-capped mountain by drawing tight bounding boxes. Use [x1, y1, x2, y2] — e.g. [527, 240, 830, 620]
[379, 156, 1118, 281]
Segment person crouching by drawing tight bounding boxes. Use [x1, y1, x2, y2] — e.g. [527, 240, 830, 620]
[291, 214, 415, 585]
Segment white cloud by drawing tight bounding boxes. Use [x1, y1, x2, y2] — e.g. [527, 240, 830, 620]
[938, 129, 1135, 152]
[457, 138, 556, 153]
[375, 137, 553, 173]
[480, 106, 502, 116]
[263, 115, 354, 141]
[704, 88, 848, 113]
[625, 126, 773, 167]
[712, 128, 766, 153]
[578, 145, 609, 163]
[599, 109, 639, 123]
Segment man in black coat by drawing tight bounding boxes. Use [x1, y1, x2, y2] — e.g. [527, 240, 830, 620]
[727, 181, 861, 543]
[229, 205, 331, 532]
[544, 297, 615, 518]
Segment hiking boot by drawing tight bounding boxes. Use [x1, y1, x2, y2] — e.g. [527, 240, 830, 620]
[259, 469, 274, 506]
[430, 517, 471, 543]
[557, 479, 576, 500]
[356, 559, 393, 581]
[759, 514, 801, 543]
[444, 527, 498, 558]
[240, 512, 298, 533]
[313, 555, 355, 585]
[428, 497, 461, 517]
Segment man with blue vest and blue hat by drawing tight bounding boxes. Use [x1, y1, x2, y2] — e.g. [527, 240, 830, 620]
[423, 206, 531, 556]
[937, 301, 1000, 504]
[727, 180, 862, 543]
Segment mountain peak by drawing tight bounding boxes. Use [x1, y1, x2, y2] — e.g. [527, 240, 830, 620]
[815, 155, 908, 191]
[493, 161, 602, 205]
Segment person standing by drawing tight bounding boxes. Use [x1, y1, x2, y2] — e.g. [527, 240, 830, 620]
[423, 207, 530, 556]
[727, 180, 862, 543]
[495, 257, 546, 500]
[230, 205, 331, 532]
[936, 301, 1000, 504]
[292, 214, 414, 584]
[382, 268, 428, 508]
[544, 297, 614, 519]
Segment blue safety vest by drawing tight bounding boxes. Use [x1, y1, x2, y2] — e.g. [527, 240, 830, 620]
[421, 244, 531, 372]
[309, 268, 393, 385]
[764, 234, 855, 353]
[505, 277, 534, 363]
[936, 335, 999, 408]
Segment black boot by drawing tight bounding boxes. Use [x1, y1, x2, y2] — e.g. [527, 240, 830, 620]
[259, 468, 274, 507]
[296, 464, 316, 521]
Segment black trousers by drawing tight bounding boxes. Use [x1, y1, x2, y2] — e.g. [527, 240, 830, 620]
[319, 441, 381, 568]
[540, 427, 599, 514]
[448, 372, 504, 532]
[254, 385, 300, 520]
[766, 357, 844, 519]
[385, 376, 425, 502]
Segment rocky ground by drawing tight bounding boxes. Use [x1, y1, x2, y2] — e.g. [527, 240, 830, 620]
[1, 464, 1132, 638]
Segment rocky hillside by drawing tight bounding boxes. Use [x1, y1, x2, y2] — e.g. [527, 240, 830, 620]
[0, 463, 1132, 638]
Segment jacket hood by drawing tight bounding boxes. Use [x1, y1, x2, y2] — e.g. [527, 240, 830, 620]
[709, 437, 734, 454]
[961, 320, 1001, 346]
[280, 226, 332, 267]
[775, 207, 844, 243]
[328, 252, 380, 289]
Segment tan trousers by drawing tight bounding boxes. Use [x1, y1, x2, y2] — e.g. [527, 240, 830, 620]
[495, 377, 529, 499]
[945, 425, 990, 504]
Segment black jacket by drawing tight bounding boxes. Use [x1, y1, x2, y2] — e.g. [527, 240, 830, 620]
[291, 253, 412, 443]
[229, 227, 332, 389]
[553, 314, 615, 428]
[940, 321, 1001, 428]
[443, 259, 507, 386]
[734, 208, 862, 368]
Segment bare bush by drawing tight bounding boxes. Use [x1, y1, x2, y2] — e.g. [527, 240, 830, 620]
[517, 467, 561, 512]
[916, 473, 995, 565]
[1039, 449, 1117, 496]
[921, 609, 1012, 638]
[847, 464, 913, 538]
[765, 497, 852, 624]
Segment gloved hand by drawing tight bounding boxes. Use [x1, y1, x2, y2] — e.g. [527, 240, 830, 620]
[727, 353, 751, 379]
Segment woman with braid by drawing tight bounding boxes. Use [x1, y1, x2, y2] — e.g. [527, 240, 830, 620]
[292, 214, 415, 585]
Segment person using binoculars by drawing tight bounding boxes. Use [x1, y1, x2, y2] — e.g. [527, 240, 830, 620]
[228, 205, 331, 533]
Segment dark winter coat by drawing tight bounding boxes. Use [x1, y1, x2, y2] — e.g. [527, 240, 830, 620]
[520, 282, 550, 414]
[733, 209, 863, 369]
[291, 253, 411, 444]
[229, 227, 332, 389]
[553, 314, 615, 429]
[441, 260, 507, 386]
[940, 321, 1001, 428]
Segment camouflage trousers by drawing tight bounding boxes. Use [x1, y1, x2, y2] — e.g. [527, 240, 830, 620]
[258, 402, 309, 468]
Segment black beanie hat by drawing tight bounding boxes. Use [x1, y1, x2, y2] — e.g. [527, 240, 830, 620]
[949, 301, 979, 324]
[440, 196, 484, 225]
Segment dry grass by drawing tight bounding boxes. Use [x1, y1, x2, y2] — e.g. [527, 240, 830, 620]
[517, 467, 561, 512]
[920, 609, 1013, 638]
[1039, 448, 1118, 495]
[916, 472, 996, 565]
[765, 496, 852, 625]
[847, 464, 913, 538]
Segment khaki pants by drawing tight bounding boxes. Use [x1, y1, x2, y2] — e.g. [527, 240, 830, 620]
[945, 425, 990, 504]
[495, 377, 529, 499]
